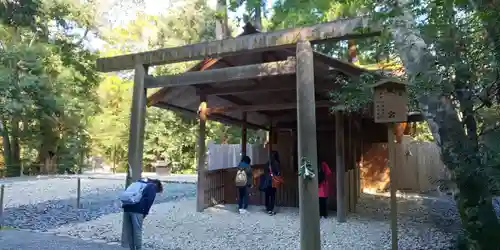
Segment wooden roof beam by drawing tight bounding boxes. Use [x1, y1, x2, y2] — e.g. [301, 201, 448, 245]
[201, 101, 337, 114]
[96, 16, 381, 72]
[144, 59, 296, 88]
[198, 81, 335, 96]
[152, 102, 268, 130]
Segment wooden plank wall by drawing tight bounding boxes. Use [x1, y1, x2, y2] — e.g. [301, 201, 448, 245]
[274, 132, 299, 207]
[204, 169, 226, 206]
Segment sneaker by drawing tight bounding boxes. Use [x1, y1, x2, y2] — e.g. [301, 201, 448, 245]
[239, 209, 248, 214]
[268, 211, 276, 216]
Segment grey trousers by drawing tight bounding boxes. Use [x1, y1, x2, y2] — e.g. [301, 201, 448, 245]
[121, 212, 144, 250]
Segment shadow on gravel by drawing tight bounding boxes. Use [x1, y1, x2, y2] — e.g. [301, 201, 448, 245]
[2, 183, 196, 232]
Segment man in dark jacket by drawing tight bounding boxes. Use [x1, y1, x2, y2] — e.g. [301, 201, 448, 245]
[122, 178, 163, 250]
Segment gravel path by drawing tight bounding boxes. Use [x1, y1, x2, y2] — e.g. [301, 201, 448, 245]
[1, 177, 460, 250]
[47, 194, 461, 250]
[0, 229, 123, 250]
[1, 178, 196, 231]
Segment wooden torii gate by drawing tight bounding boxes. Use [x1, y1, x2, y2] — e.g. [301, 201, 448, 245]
[96, 16, 381, 250]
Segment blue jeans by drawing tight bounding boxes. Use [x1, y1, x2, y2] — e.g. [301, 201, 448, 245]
[122, 212, 144, 250]
[238, 186, 249, 209]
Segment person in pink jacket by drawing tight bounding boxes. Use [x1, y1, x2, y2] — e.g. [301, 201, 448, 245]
[318, 161, 332, 218]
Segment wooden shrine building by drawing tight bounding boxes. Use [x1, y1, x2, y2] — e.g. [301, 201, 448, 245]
[95, 17, 422, 242]
[144, 22, 389, 216]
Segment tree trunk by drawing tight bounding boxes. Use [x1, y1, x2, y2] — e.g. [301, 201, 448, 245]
[9, 119, 21, 176]
[215, 0, 230, 39]
[0, 121, 12, 170]
[254, 0, 262, 31]
[389, 1, 500, 248]
[37, 122, 58, 175]
[1, 120, 21, 177]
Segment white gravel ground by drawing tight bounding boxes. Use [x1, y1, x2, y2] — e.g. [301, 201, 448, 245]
[1, 178, 196, 231]
[1, 177, 460, 250]
[49, 194, 460, 250]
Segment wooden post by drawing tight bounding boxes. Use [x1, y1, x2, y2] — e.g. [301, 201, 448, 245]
[347, 115, 353, 212]
[352, 124, 358, 205]
[349, 170, 355, 212]
[388, 124, 398, 250]
[196, 96, 208, 212]
[296, 40, 320, 250]
[268, 124, 273, 153]
[359, 128, 364, 197]
[127, 63, 148, 185]
[0, 184, 4, 228]
[241, 112, 248, 157]
[112, 145, 117, 174]
[344, 172, 349, 212]
[335, 111, 346, 222]
[76, 178, 81, 208]
[122, 63, 148, 247]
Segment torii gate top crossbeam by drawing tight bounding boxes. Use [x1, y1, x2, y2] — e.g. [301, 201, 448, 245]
[96, 16, 380, 72]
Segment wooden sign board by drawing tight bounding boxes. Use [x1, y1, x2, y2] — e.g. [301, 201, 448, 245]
[373, 80, 408, 123]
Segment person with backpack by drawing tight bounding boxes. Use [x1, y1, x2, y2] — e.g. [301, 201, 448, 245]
[120, 178, 163, 250]
[318, 161, 332, 218]
[235, 155, 252, 214]
[260, 151, 281, 215]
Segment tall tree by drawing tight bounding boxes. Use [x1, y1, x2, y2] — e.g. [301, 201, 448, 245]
[0, 0, 100, 175]
[215, 0, 230, 39]
[267, 0, 500, 248]
[93, 0, 261, 173]
[388, 0, 500, 247]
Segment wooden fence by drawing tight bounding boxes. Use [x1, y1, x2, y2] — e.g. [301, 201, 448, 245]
[361, 135, 448, 193]
[204, 138, 361, 211]
[206, 141, 268, 171]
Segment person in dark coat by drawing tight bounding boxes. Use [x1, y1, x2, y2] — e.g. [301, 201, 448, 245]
[122, 178, 163, 250]
[260, 150, 281, 215]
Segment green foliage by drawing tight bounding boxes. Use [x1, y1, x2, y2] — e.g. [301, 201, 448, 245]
[328, 73, 375, 113]
[0, 0, 100, 175]
[263, 0, 500, 247]
[412, 122, 434, 141]
[298, 157, 315, 180]
[90, 0, 262, 174]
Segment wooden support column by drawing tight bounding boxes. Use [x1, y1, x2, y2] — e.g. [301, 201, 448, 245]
[241, 112, 248, 157]
[348, 115, 356, 212]
[351, 118, 357, 206]
[353, 118, 359, 203]
[197, 96, 208, 212]
[127, 63, 148, 185]
[358, 120, 363, 197]
[267, 123, 273, 153]
[388, 124, 398, 250]
[296, 40, 320, 250]
[335, 111, 346, 222]
[122, 63, 148, 246]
